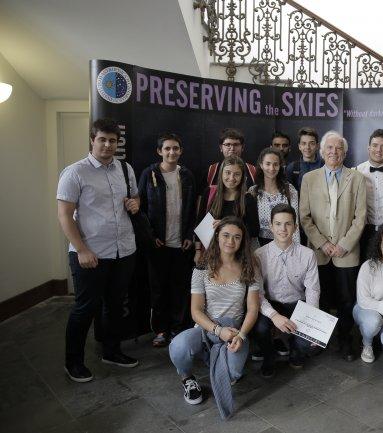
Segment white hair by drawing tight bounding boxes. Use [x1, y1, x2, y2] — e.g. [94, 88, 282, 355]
[319, 130, 348, 158]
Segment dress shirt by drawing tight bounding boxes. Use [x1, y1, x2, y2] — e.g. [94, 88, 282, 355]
[57, 153, 138, 258]
[356, 160, 383, 226]
[256, 240, 320, 318]
[324, 165, 343, 184]
[356, 260, 383, 315]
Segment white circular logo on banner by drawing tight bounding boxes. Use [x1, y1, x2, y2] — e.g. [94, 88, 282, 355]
[96, 66, 132, 104]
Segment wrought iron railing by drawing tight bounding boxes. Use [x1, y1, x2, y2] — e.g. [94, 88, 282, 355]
[193, 0, 383, 88]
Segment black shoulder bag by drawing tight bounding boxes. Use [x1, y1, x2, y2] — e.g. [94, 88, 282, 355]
[120, 160, 156, 252]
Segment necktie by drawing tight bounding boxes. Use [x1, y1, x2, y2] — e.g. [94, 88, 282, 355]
[370, 166, 383, 173]
[328, 171, 338, 237]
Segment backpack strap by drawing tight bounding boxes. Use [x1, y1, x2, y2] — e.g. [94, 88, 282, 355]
[207, 185, 218, 211]
[246, 163, 256, 184]
[119, 160, 131, 198]
[207, 162, 219, 186]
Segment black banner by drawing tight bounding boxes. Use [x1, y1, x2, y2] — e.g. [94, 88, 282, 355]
[90, 60, 383, 338]
[88, 60, 383, 178]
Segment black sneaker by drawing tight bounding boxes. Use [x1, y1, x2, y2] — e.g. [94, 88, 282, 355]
[289, 357, 304, 370]
[274, 338, 290, 356]
[251, 349, 264, 361]
[289, 349, 305, 369]
[260, 362, 275, 379]
[182, 376, 202, 405]
[102, 353, 138, 368]
[64, 364, 93, 383]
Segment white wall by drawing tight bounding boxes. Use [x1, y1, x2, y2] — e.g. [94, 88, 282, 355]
[45, 101, 89, 283]
[0, 52, 50, 302]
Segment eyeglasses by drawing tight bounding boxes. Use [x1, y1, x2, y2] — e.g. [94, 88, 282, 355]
[222, 142, 242, 148]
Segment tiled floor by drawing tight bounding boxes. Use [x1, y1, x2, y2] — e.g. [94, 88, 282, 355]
[1, 296, 383, 433]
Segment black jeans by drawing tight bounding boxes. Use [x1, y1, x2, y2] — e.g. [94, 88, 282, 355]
[253, 301, 311, 365]
[360, 224, 379, 263]
[66, 252, 136, 366]
[318, 261, 358, 345]
[148, 246, 193, 335]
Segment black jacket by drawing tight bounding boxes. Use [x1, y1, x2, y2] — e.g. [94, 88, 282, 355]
[138, 163, 196, 243]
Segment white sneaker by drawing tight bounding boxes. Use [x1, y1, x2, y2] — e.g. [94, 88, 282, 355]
[361, 345, 375, 363]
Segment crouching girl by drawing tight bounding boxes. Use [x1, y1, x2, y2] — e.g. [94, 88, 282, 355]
[169, 216, 260, 419]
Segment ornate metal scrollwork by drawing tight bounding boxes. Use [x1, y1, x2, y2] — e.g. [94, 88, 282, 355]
[194, 0, 383, 88]
[249, 0, 285, 85]
[357, 53, 383, 88]
[287, 10, 318, 87]
[322, 32, 353, 88]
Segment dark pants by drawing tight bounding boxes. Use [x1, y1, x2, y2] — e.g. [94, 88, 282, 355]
[318, 261, 358, 345]
[66, 251, 136, 366]
[253, 301, 311, 365]
[360, 224, 379, 263]
[148, 246, 193, 335]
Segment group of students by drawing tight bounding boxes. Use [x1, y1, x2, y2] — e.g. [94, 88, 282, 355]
[57, 118, 383, 420]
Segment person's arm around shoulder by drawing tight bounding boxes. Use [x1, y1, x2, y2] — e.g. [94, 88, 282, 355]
[57, 200, 98, 268]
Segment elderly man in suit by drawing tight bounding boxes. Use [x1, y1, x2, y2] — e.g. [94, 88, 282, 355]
[300, 131, 366, 361]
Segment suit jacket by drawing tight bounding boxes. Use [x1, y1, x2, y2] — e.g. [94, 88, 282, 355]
[300, 166, 366, 267]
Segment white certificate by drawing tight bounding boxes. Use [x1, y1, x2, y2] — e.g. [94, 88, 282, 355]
[194, 212, 215, 249]
[290, 300, 338, 348]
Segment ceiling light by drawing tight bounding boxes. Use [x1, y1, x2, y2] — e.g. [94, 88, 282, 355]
[0, 82, 13, 103]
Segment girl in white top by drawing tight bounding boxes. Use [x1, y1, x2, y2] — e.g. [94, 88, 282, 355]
[353, 225, 383, 363]
[249, 147, 300, 246]
[169, 216, 260, 415]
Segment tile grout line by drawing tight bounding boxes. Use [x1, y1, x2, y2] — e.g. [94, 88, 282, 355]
[18, 345, 77, 423]
[141, 395, 187, 433]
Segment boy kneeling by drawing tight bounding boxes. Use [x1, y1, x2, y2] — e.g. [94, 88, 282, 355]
[254, 204, 320, 378]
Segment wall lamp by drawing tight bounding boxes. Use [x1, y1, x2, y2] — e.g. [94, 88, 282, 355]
[0, 82, 13, 103]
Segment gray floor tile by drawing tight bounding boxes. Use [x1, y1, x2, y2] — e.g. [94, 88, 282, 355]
[286, 362, 360, 401]
[76, 398, 182, 433]
[3, 296, 383, 433]
[0, 396, 72, 433]
[326, 377, 383, 428]
[311, 349, 383, 382]
[245, 381, 321, 428]
[57, 376, 139, 418]
[282, 403, 371, 433]
[177, 406, 271, 433]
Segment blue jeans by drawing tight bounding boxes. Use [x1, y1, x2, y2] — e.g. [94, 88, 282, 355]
[353, 304, 383, 346]
[169, 327, 249, 381]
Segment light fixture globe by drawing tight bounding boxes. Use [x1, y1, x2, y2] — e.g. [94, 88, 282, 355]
[0, 82, 13, 103]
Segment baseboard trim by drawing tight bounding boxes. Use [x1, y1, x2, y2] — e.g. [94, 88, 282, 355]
[0, 279, 68, 322]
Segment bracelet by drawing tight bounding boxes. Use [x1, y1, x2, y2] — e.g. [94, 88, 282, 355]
[214, 325, 222, 337]
[195, 248, 201, 251]
[212, 323, 218, 334]
[238, 332, 247, 341]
